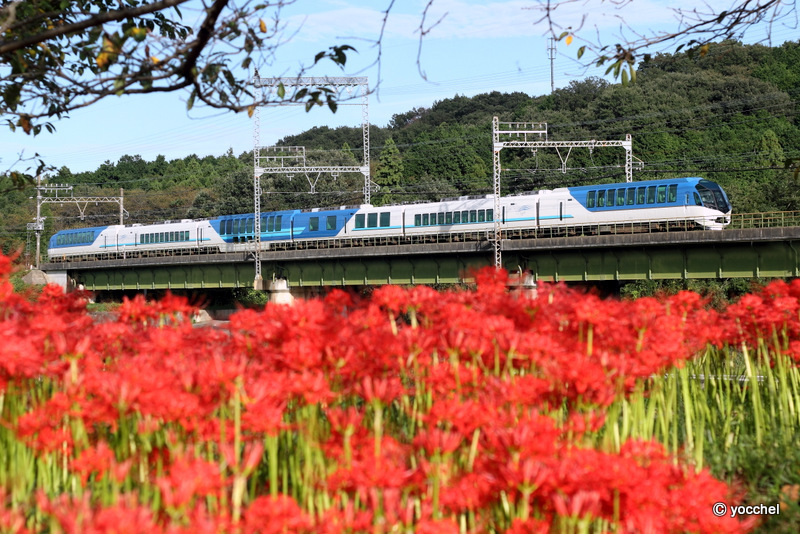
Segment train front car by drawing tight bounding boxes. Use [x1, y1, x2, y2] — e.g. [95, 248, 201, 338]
[567, 177, 732, 232]
[694, 179, 732, 229]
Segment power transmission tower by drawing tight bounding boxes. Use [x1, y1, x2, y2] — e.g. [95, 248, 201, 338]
[548, 38, 556, 94]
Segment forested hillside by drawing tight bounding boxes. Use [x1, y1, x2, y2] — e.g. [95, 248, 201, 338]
[2, 40, 799, 260]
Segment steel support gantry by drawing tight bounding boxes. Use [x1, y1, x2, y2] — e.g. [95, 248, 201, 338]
[251, 76, 372, 288]
[491, 116, 642, 268]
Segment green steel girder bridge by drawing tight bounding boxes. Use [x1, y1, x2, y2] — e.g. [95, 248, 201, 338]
[39, 212, 800, 292]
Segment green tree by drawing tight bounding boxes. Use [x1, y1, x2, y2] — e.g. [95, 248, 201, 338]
[373, 138, 405, 206]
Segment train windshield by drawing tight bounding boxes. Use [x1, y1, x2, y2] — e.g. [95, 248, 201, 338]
[696, 180, 732, 213]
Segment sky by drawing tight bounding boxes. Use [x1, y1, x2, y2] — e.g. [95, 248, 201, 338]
[1, 0, 796, 174]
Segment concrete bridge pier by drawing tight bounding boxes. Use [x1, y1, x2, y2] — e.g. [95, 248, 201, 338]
[267, 279, 295, 305]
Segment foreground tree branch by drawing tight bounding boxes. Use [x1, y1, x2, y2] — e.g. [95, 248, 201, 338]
[530, 0, 795, 83]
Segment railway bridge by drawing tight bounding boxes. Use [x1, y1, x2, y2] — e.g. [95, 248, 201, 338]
[40, 213, 800, 292]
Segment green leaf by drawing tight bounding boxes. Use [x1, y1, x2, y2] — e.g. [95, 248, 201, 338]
[223, 70, 236, 87]
[621, 69, 628, 85]
[277, 82, 285, 99]
[577, 46, 586, 60]
[186, 90, 196, 110]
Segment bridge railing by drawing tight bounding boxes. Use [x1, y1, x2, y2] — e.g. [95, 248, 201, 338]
[728, 211, 800, 229]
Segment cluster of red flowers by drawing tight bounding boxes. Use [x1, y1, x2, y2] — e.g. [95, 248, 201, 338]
[0, 254, 767, 533]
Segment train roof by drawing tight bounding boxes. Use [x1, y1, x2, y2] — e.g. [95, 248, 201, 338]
[567, 177, 706, 193]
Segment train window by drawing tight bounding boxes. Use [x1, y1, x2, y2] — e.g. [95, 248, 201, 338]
[668, 184, 678, 202]
[414, 214, 421, 226]
[224, 220, 231, 234]
[636, 187, 645, 204]
[607, 189, 615, 207]
[422, 214, 429, 225]
[626, 188, 635, 205]
[161, 232, 165, 243]
[469, 210, 477, 223]
[454, 211, 461, 224]
[267, 217, 274, 232]
[185, 231, 190, 241]
[232, 220, 239, 234]
[478, 210, 485, 222]
[437, 213, 444, 225]
[461, 210, 468, 222]
[247, 218, 254, 233]
[380, 213, 390, 227]
[617, 190, 625, 206]
[356, 214, 365, 228]
[328, 215, 338, 230]
[656, 185, 667, 203]
[446, 212, 453, 224]
[646, 186, 656, 204]
[367, 213, 378, 228]
[309, 217, 319, 231]
[430, 213, 437, 225]
[587, 191, 596, 208]
[694, 192, 702, 206]
[275, 216, 282, 231]
[597, 191, 606, 207]
[261, 216, 267, 232]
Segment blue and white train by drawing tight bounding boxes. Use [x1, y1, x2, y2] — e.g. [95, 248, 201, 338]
[47, 177, 732, 262]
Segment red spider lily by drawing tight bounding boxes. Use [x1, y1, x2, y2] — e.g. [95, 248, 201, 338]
[36, 492, 161, 534]
[0, 254, 769, 533]
[154, 453, 226, 510]
[241, 495, 315, 534]
[504, 517, 550, 534]
[0, 489, 28, 534]
[71, 440, 132, 486]
[414, 517, 461, 534]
